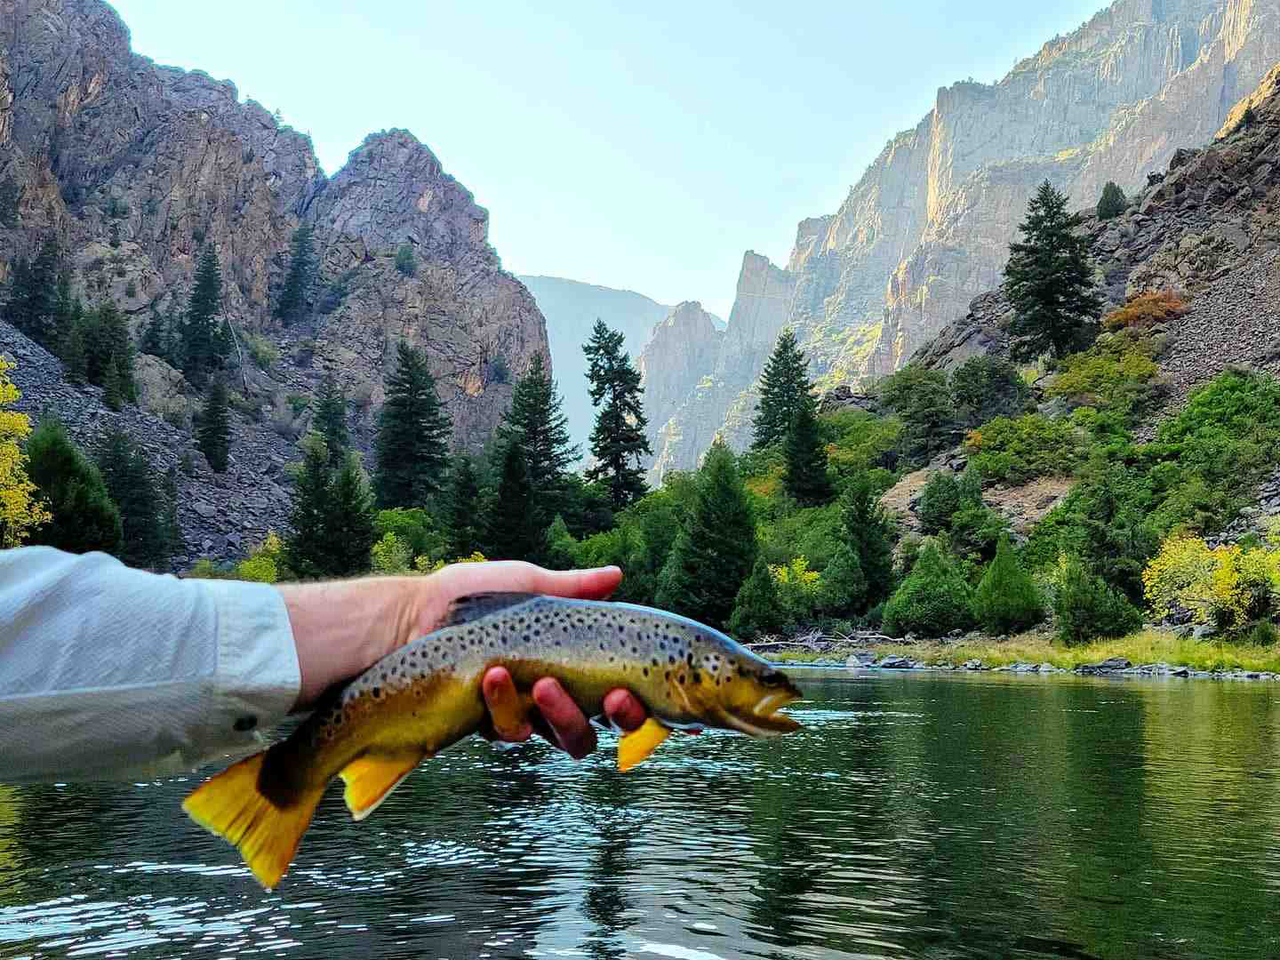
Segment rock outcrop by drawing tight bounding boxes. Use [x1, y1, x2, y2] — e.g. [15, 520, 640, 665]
[0, 0, 550, 559]
[643, 0, 1280, 475]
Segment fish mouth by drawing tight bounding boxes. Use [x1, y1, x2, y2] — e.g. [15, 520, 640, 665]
[719, 691, 803, 737]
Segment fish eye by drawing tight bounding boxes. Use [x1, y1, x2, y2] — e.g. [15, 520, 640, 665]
[758, 670, 788, 688]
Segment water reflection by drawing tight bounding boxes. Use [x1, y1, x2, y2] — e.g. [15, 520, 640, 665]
[4, 672, 1280, 958]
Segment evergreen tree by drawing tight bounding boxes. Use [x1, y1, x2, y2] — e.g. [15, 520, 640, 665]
[196, 378, 231, 473]
[728, 556, 785, 639]
[59, 313, 88, 385]
[877, 364, 958, 467]
[182, 247, 228, 385]
[84, 302, 135, 396]
[753, 329, 813, 449]
[325, 452, 377, 576]
[882, 541, 975, 638]
[286, 434, 335, 579]
[973, 536, 1043, 635]
[583, 319, 651, 510]
[141, 309, 168, 357]
[656, 442, 757, 630]
[444, 454, 483, 558]
[487, 440, 539, 561]
[375, 342, 451, 507]
[103, 356, 126, 411]
[160, 464, 186, 560]
[783, 400, 833, 505]
[1096, 181, 1127, 221]
[274, 225, 315, 326]
[96, 429, 167, 569]
[817, 544, 867, 618]
[841, 474, 895, 609]
[25, 414, 122, 555]
[1003, 181, 1103, 360]
[5, 239, 60, 346]
[499, 353, 577, 501]
[313, 373, 349, 466]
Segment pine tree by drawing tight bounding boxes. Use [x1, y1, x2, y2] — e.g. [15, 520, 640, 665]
[656, 442, 757, 630]
[444, 454, 483, 558]
[182, 247, 227, 386]
[160, 464, 186, 560]
[59, 314, 88, 385]
[1004, 181, 1103, 360]
[5, 239, 60, 346]
[583, 319, 651, 510]
[783, 400, 833, 505]
[25, 414, 123, 555]
[325, 452, 376, 576]
[753, 329, 813, 449]
[84, 302, 134, 393]
[197, 378, 231, 472]
[1096, 181, 1127, 221]
[728, 556, 785, 639]
[841, 474, 895, 609]
[286, 434, 335, 579]
[313, 373, 349, 466]
[487, 440, 539, 561]
[882, 541, 975, 638]
[375, 342, 452, 507]
[103, 356, 126, 411]
[141, 309, 168, 357]
[274, 225, 315, 326]
[499, 353, 577, 501]
[817, 545, 867, 618]
[973, 536, 1043, 634]
[96, 429, 167, 569]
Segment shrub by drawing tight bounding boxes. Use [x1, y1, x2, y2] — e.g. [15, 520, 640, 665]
[918, 471, 965, 534]
[882, 541, 975, 638]
[1245, 620, 1278, 646]
[370, 530, 413, 574]
[973, 537, 1043, 634]
[816, 544, 866, 618]
[1102, 291, 1187, 332]
[1142, 535, 1280, 630]
[395, 243, 417, 277]
[876, 364, 957, 467]
[770, 555, 822, 623]
[488, 355, 511, 384]
[236, 531, 287, 583]
[964, 414, 1083, 484]
[245, 333, 280, 371]
[1051, 555, 1142, 646]
[729, 557, 786, 639]
[1047, 332, 1160, 420]
[950, 356, 1030, 428]
[1096, 181, 1127, 221]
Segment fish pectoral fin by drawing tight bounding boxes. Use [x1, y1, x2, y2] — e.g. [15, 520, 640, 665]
[617, 718, 671, 772]
[340, 752, 427, 821]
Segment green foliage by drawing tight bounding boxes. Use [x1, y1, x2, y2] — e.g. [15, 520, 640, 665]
[1004, 180, 1103, 360]
[317, 269, 355, 316]
[877, 364, 956, 467]
[841, 474, 896, 608]
[1238, 104, 1258, 133]
[498, 353, 577, 526]
[236, 532, 287, 583]
[824, 409, 902, 480]
[274, 225, 315, 326]
[1046, 331, 1160, 420]
[395, 243, 417, 277]
[583, 319, 650, 510]
[374, 507, 441, 560]
[973, 537, 1043, 634]
[753, 329, 813, 449]
[0, 176, 19, 227]
[1096, 181, 1128, 221]
[950, 356, 1030, 429]
[245, 333, 279, 371]
[817, 544, 867, 619]
[285, 434, 334, 578]
[375, 342, 451, 508]
[488, 355, 510, 384]
[882, 541, 975, 638]
[326, 453, 378, 576]
[656, 442, 757, 631]
[196, 379, 231, 473]
[286, 437, 374, 578]
[783, 400, 833, 506]
[728, 557, 785, 639]
[181, 247, 230, 386]
[96, 429, 169, 569]
[25, 414, 122, 555]
[487, 440, 540, 561]
[160, 464, 185, 561]
[1051, 554, 1142, 647]
[443, 455, 483, 559]
[313, 374, 349, 467]
[964, 413, 1082, 484]
[370, 531, 413, 574]
[918, 470, 967, 534]
[4, 239, 61, 346]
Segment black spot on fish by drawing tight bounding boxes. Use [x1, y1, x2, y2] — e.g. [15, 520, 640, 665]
[692, 671, 701, 684]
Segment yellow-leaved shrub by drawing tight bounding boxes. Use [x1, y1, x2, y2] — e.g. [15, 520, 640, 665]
[1143, 534, 1280, 629]
[0, 358, 51, 547]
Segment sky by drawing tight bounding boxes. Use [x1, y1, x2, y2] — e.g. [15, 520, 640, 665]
[109, 1, 1106, 319]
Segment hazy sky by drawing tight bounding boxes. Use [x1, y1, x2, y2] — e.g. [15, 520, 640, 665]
[110, 1, 1105, 318]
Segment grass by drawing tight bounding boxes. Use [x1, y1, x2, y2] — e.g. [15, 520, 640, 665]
[771, 629, 1280, 673]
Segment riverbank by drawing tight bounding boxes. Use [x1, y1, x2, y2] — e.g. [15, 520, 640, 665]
[760, 628, 1280, 680]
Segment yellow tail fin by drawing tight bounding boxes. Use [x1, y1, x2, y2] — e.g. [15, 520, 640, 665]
[618, 718, 672, 771]
[182, 752, 324, 891]
[339, 751, 425, 821]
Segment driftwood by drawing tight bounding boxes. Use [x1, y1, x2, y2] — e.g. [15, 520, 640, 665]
[746, 628, 905, 654]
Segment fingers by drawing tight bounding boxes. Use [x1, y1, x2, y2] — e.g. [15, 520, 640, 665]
[481, 667, 532, 742]
[532, 677, 597, 759]
[432, 561, 622, 604]
[603, 689, 647, 733]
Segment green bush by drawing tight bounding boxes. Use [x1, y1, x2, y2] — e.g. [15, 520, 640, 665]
[245, 333, 280, 371]
[950, 356, 1030, 428]
[1096, 181, 1127, 221]
[882, 541, 975, 637]
[973, 537, 1043, 634]
[964, 413, 1083, 484]
[918, 471, 965, 534]
[816, 544, 866, 618]
[1046, 332, 1160, 420]
[729, 557, 786, 639]
[1051, 555, 1142, 646]
[395, 243, 417, 277]
[876, 364, 957, 467]
[1244, 620, 1279, 647]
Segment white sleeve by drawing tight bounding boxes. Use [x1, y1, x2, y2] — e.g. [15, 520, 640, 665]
[0, 546, 301, 782]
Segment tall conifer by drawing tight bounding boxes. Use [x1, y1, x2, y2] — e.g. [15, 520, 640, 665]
[274, 225, 315, 326]
[96, 429, 167, 569]
[783, 400, 833, 505]
[183, 247, 228, 385]
[375, 342, 451, 507]
[842, 474, 895, 609]
[286, 434, 335, 579]
[753, 329, 812, 449]
[487, 440, 539, 561]
[325, 453, 377, 576]
[25, 414, 123, 555]
[583, 319, 650, 510]
[197, 379, 231, 473]
[313, 373, 349, 467]
[444, 454, 483, 558]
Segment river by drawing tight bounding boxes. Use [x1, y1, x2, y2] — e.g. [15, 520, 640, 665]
[3, 669, 1280, 959]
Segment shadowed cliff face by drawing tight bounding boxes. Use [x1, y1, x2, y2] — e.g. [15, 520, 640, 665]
[641, 0, 1280, 476]
[0, 0, 549, 560]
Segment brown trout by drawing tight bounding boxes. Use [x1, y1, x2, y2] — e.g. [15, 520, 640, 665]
[183, 593, 802, 889]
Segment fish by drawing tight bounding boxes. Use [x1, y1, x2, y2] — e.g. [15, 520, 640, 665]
[182, 593, 803, 889]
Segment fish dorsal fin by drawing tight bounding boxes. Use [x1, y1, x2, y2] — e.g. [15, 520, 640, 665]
[443, 592, 540, 627]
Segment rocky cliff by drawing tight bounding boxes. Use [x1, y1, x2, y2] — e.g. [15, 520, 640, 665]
[643, 0, 1280, 476]
[0, 0, 549, 560]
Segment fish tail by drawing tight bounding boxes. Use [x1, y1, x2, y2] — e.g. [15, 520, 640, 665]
[182, 752, 324, 891]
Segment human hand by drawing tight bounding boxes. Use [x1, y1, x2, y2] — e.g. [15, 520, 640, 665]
[276, 561, 647, 756]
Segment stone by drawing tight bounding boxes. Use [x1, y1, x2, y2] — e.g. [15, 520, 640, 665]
[846, 651, 877, 667]
[963, 658, 984, 670]
[876, 655, 913, 669]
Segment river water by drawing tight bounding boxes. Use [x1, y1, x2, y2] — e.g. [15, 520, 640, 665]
[3, 669, 1280, 959]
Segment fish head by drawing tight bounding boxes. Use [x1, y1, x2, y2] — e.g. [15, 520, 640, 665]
[711, 653, 804, 737]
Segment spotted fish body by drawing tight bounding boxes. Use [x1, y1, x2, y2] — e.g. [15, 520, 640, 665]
[183, 593, 802, 889]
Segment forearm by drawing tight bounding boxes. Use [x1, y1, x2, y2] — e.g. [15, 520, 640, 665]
[0, 547, 300, 782]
